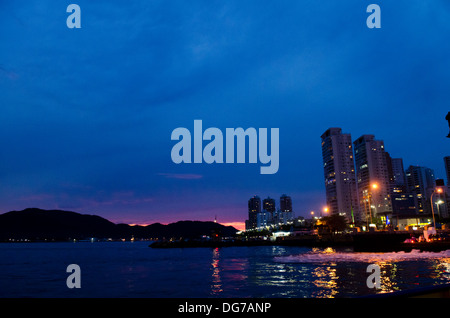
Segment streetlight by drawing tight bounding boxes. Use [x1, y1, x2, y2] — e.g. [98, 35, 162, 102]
[437, 200, 444, 221]
[323, 207, 329, 217]
[368, 183, 378, 226]
[430, 187, 443, 229]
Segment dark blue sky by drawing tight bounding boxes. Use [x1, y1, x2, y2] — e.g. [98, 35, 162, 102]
[1, 1, 449, 228]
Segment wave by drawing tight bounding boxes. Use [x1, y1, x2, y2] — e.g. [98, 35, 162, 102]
[274, 249, 450, 264]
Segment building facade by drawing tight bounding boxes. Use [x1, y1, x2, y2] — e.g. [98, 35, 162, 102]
[256, 210, 273, 229]
[263, 197, 276, 213]
[321, 128, 359, 223]
[405, 165, 435, 215]
[280, 194, 292, 212]
[353, 135, 392, 224]
[391, 157, 407, 187]
[246, 195, 261, 230]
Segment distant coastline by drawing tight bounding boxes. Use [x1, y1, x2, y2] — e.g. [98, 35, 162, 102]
[0, 208, 237, 242]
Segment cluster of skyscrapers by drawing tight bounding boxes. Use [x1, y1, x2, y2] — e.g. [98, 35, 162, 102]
[245, 195, 294, 230]
[321, 127, 450, 229]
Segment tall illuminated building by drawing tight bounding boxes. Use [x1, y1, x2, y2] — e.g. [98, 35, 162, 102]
[246, 195, 261, 229]
[262, 197, 276, 212]
[276, 194, 294, 226]
[280, 194, 292, 212]
[391, 158, 407, 187]
[405, 165, 435, 215]
[321, 128, 359, 223]
[353, 134, 392, 224]
[386, 156, 415, 219]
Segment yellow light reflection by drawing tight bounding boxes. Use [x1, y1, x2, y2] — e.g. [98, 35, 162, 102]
[375, 261, 398, 294]
[309, 247, 339, 298]
[210, 247, 223, 295]
[311, 265, 339, 298]
[430, 258, 450, 283]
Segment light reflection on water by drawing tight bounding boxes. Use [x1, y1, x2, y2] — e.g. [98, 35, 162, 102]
[271, 248, 450, 298]
[311, 265, 338, 298]
[210, 247, 222, 295]
[1, 242, 450, 298]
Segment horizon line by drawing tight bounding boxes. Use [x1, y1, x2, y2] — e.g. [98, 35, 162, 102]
[0, 207, 247, 231]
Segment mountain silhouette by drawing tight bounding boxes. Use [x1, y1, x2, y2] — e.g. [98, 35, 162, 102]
[0, 208, 237, 241]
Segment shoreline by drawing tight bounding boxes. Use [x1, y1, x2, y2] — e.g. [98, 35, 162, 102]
[150, 231, 450, 252]
[4, 231, 450, 253]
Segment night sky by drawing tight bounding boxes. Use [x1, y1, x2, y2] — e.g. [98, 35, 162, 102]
[1, 1, 449, 229]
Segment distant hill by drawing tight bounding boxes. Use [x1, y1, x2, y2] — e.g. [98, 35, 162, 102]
[0, 208, 237, 241]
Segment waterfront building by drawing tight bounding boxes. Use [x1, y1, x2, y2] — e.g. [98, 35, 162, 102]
[275, 194, 294, 226]
[321, 128, 359, 223]
[405, 165, 435, 215]
[263, 197, 276, 213]
[247, 196, 261, 230]
[280, 194, 292, 212]
[353, 134, 392, 224]
[256, 210, 273, 229]
[273, 210, 294, 226]
[391, 158, 407, 187]
[391, 193, 416, 217]
[385, 155, 415, 225]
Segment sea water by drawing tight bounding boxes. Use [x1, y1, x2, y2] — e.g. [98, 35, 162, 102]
[1, 242, 449, 298]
